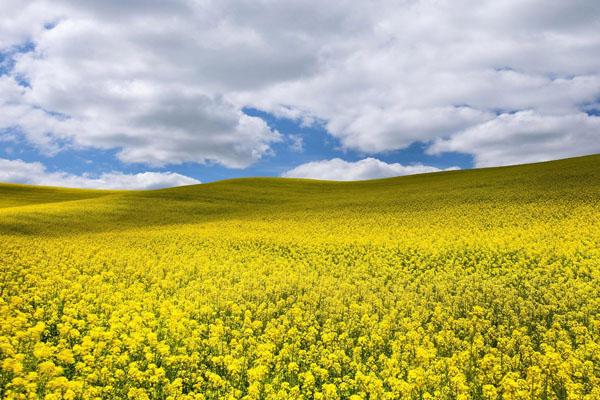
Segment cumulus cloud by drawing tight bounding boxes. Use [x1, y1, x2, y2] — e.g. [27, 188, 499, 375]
[1, 2, 282, 168]
[327, 107, 494, 153]
[282, 158, 458, 181]
[232, 0, 600, 162]
[0, 0, 599, 168]
[429, 111, 600, 167]
[0, 158, 200, 189]
[0, 1, 55, 49]
[287, 134, 304, 153]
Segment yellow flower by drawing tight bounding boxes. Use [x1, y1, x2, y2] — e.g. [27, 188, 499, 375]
[1, 155, 600, 397]
[57, 349, 75, 365]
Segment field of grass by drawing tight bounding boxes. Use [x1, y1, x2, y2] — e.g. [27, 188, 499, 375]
[1, 155, 599, 399]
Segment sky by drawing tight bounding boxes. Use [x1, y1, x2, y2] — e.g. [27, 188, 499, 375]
[0, 0, 599, 189]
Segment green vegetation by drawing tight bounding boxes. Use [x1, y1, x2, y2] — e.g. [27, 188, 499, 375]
[1, 155, 599, 237]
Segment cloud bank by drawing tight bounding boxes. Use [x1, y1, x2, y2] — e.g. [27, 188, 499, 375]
[283, 158, 458, 181]
[0, 158, 199, 189]
[429, 111, 600, 167]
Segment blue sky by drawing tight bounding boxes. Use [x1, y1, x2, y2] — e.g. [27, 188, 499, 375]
[0, 1, 599, 188]
[0, 110, 473, 183]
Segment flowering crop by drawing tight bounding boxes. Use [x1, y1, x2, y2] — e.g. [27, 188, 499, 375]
[1, 155, 600, 399]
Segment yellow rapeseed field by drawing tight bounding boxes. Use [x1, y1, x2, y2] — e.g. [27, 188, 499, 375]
[1, 155, 599, 399]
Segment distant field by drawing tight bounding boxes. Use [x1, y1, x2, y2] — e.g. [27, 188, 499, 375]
[1, 155, 599, 399]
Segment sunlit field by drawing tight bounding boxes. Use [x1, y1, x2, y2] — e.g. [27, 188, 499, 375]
[1, 155, 599, 399]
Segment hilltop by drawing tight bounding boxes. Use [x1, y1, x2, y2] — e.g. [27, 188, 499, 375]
[1, 154, 599, 237]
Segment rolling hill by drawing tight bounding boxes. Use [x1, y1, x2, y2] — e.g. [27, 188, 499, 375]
[1, 155, 599, 399]
[1, 154, 599, 236]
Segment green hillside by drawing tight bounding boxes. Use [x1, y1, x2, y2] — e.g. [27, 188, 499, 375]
[0, 183, 120, 210]
[1, 154, 599, 237]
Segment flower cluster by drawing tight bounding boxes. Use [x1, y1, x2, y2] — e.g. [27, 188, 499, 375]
[1, 159, 599, 399]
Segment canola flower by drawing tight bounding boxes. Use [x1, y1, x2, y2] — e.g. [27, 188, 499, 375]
[1, 155, 600, 399]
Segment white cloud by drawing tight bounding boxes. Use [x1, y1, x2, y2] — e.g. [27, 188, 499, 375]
[0, 1, 55, 49]
[1, 3, 282, 168]
[232, 0, 600, 162]
[0, 0, 599, 168]
[282, 158, 458, 181]
[0, 158, 200, 189]
[428, 111, 600, 167]
[327, 107, 494, 153]
[287, 134, 304, 153]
